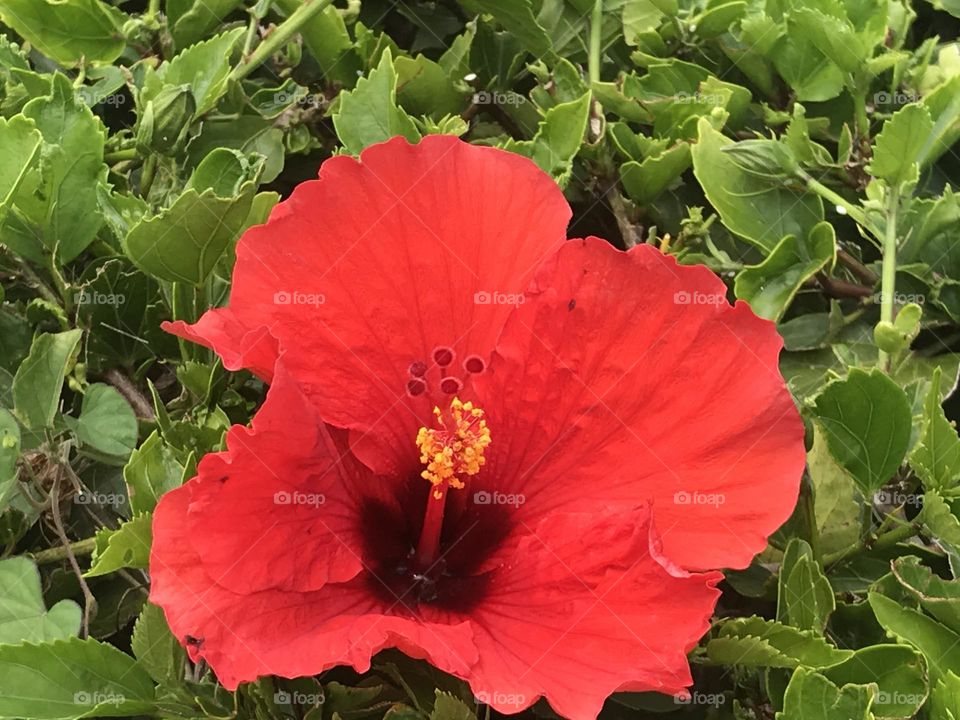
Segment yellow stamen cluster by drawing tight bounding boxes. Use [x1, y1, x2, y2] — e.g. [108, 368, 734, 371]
[416, 398, 491, 499]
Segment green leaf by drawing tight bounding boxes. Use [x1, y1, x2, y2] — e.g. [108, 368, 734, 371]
[503, 91, 590, 186]
[706, 617, 853, 669]
[777, 668, 874, 720]
[167, 0, 243, 49]
[85, 513, 152, 577]
[619, 142, 691, 206]
[460, 0, 551, 57]
[12, 329, 82, 430]
[333, 49, 421, 155]
[735, 222, 836, 321]
[790, 8, 865, 74]
[813, 368, 913, 495]
[0, 409, 19, 513]
[0, 637, 155, 720]
[131, 602, 186, 686]
[11, 73, 107, 263]
[691, 119, 823, 251]
[124, 430, 184, 515]
[396, 54, 466, 117]
[870, 104, 934, 190]
[0, 0, 126, 66]
[931, 671, 960, 720]
[143, 28, 244, 115]
[922, 491, 960, 545]
[869, 590, 960, 681]
[777, 539, 835, 633]
[910, 366, 960, 492]
[274, 0, 361, 86]
[892, 555, 960, 634]
[70, 384, 138, 459]
[820, 645, 927, 719]
[430, 691, 475, 720]
[808, 425, 862, 556]
[0, 115, 41, 222]
[0, 556, 81, 645]
[123, 179, 257, 285]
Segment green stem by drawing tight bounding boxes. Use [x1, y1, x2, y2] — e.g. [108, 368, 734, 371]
[105, 148, 138, 164]
[878, 188, 900, 371]
[31, 538, 97, 565]
[798, 473, 821, 562]
[588, 0, 603, 85]
[229, 0, 334, 83]
[146, 0, 161, 24]
[801, 172, 873, 233]
[823, 521, 919, 567]
[140, 154, 157, 198]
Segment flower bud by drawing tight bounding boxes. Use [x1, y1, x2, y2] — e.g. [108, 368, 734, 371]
[136, 84, 196, 155]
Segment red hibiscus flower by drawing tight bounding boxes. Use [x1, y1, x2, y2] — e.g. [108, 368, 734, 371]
[151, 135, 805, 719]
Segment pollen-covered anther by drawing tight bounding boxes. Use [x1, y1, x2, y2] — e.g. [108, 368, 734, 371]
[415, 398, 491, 495]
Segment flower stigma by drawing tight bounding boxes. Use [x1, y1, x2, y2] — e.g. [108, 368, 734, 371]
[413, 398, 491, 569]
[415, 398, 491, 499]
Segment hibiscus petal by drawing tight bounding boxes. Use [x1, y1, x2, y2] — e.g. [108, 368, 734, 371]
[150, 478, 479, 690]
[180, 366, 369, 593]
[474, 238, 805, 571]
[165, 135, 570, 476]
[466, 507, 721, 720]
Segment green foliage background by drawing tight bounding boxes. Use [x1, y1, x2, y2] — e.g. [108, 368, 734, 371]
[1, 0, 960, 718]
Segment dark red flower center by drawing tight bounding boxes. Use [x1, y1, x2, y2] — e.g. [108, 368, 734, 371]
[359, 398, 511, 613]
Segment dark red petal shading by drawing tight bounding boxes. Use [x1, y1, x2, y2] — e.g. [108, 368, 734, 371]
[466, 508, 721, 720]
[178, 366, 368, 594]
[473, 238, 805, 571]
[164, 135, 571, 476]
[150, 482, 479, 690]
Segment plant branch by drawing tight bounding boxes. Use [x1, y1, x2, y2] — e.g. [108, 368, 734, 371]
[878, 188, 899, 371]
[230, 0, 335, 83]
[823, 520, 920, 568]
